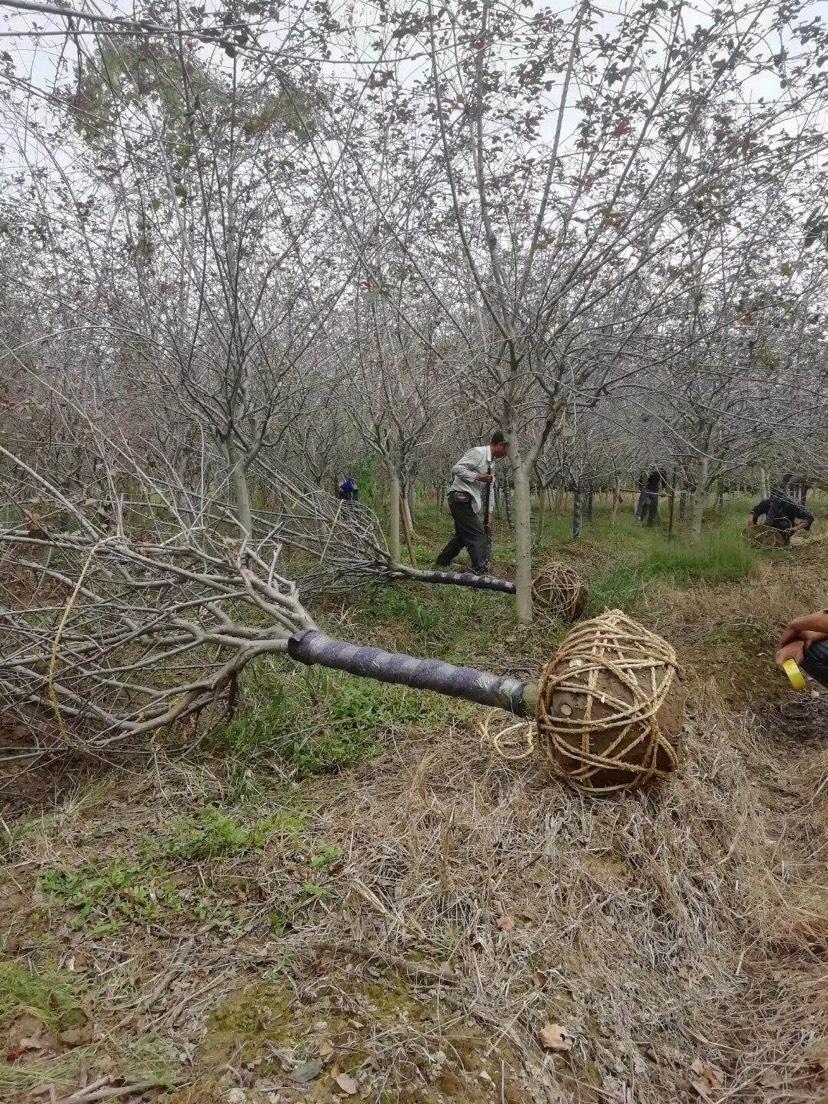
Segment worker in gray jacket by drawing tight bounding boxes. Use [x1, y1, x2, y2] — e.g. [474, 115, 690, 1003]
[435, 431, 509, 574]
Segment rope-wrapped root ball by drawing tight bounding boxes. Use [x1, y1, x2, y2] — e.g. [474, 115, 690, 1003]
[531, 561, 587, 620]
[535, 609, 685, 795]
[744, 524, 788, 549]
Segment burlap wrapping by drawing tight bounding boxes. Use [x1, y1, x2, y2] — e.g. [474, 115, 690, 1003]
[535, 609, 685, 795]
[531, 562, 587, 620]
[744, 524, 788, 549]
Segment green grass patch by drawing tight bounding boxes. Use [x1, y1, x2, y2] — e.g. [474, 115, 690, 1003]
[209, 662, 456, 779]
[587, 523, 762, 613]
[39, 858, 182, 935]
[153, 807, 303, 861]
[0, 960, 84, 1033]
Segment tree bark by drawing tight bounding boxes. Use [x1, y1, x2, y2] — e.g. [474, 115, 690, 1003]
[503, 477, 515, 531]
[227, 442, 253, 537]
[691, 456, 709, 544]
[400, 492, 418, 568]
[534, 481, 547, 549]
[512, 462, 533, 624]
[610, 477, 621, 525]
[572, 486, 582, 540]
[388, 468, 402, 563]
[401, 482, 417, 537]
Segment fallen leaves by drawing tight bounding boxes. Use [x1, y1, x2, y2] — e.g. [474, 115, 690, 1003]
[334, 1071, 359, 1095]
[5, 1015, 58, 1062]
[690, 1057, 724, 1101]
[292, 1058, 324, 1083]
[496, 915, 515, 932]
[539, 1023, 574, 1052]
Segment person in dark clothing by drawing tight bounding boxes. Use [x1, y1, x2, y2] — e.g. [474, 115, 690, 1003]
[636, 470, 667, 526]
[749, 486, 814, 543]
[338, 476, 359, 503]
[436, 431, 509, 575]
[776, 610, 828, 689]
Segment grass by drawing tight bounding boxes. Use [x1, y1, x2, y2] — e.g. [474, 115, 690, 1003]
[0, 960, 84, 1033]
[39, 858, 183, 935]
[588, 525, 763, 612]
[208, 661, 458, 781]
[5, 491, 828, 1104]
[153, 806, 303, 861]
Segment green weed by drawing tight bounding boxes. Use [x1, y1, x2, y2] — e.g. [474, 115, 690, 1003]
[39, 859, 181, 934]
[156, 807, 299, 861]
[309, 844, 340, 869]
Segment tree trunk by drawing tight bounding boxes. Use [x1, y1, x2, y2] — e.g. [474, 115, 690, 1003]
[667, 475, 676, 542]
[691, 457, 709, 544]
[610, 477, 622, 525]
[572, 486, 582, 540]
[402, 482, 417, 536]
[400, 492, 418, 568]
[758, 467, 769, 500]
[586, 484, 594, 523]
[388, 469, 402, 562]
[392, 565, 515, 593]
[503, 478, 515, 531]
[679, 488, 688, 520]
[646, 489, 659, 527]
[534, 481, 547, 550]
[227, 442, 253, 537]
[288, 629, 534, 716]
[555, 488, 564, 513]
[512, 462, 533, 624]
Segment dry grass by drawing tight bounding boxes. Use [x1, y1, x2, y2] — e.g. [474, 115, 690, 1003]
[2, 528, 828, 1103]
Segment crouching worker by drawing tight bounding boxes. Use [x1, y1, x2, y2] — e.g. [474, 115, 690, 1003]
[749, 485, 814, 544]
[436, 431, 509, 575]
[338, 476, 360, 503]
[776, 610, 828, 690]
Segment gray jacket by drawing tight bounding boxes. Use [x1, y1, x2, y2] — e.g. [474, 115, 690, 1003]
[449, 445, 493, 514]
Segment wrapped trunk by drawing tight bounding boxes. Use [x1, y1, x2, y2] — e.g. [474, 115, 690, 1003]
[392, 565, 516, 593]
[288, 629, 534, 716]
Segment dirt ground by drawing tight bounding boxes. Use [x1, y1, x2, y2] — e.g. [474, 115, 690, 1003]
[2, 543, 827, 1104]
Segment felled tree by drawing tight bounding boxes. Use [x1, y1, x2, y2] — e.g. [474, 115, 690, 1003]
[0, 441, 680, 794]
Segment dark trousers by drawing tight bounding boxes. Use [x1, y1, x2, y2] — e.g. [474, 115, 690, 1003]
[802, 640, 828, 689]
[436, 492, 489, 572]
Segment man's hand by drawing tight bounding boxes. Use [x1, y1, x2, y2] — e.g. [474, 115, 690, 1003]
[748, 515, 757, 526]
[475, 473, 494, 484]
[778, 612, 828, 649]
[777, 639, 806, 668]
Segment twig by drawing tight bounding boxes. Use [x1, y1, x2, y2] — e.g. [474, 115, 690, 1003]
[58, 1079, 173, 1103]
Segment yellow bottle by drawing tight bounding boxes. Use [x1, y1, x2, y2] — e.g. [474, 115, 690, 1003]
[782, 659, 807, 691]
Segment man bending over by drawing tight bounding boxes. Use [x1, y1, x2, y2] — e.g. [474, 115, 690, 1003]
[436, 431, 509, 575]
[749, 484, 814, 544]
